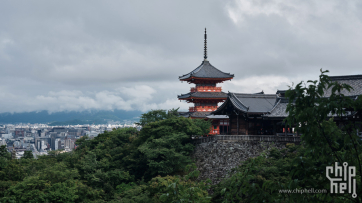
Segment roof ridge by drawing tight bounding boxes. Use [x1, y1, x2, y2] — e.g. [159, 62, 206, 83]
[329, 74, 362, 81]
[232, 92, 277, 97]
[231, 93, 249, 111]
[212, 96, 229, 114]
[268, 98, 281, 113]
[189, 61, 205, 76]
[206, 60, 234, 77]
[178, 62, 204, 78]
[263, 96, 275, 106]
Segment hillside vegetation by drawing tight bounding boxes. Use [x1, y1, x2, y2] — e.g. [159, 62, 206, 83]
[0, 109, 212, 202]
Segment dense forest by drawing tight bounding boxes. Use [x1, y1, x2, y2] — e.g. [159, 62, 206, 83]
[0, 71, 362, 202]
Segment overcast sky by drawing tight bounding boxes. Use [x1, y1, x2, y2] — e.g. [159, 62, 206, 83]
[1, 0, 362, 113]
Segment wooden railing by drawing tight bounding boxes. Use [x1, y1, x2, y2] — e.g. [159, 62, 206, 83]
[191, 135, 300, 144]
[276, 133, 298, 136]
[190, 86, 222, 92]
[189, 106, 217, 112]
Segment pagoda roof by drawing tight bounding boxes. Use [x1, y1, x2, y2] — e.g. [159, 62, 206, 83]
[178, 91, 227, 100]
[179, 60, 234, 81]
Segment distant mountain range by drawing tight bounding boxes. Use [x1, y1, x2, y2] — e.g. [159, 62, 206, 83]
[0, 110, 143, 125]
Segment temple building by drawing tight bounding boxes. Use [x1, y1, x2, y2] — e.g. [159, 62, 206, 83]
[178, 29, 234, 134]
[212, 92, 280, 135]
[212, 74, 362, 135]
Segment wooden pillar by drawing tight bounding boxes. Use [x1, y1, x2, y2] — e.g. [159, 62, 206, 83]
[237, 114, 239, 135]
[273, 121, 276, 135]
[285, 123, 287, 136]
[246, 119, 249, 135]
[227, 120, 229, 134]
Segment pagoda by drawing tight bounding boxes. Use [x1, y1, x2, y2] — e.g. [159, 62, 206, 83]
[178, 29, 234, 135]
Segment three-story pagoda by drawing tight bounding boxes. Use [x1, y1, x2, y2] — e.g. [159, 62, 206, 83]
[178, 29, 234, 134]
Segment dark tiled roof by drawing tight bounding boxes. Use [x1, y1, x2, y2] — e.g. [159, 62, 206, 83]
[329, 75, 362, 81]
[191, 112, 211, 118]
[179, 60, 234, 80]
[276, 90, 287, 94]
[264, 97, 358, 118]
[324, 74, 362, 97]
[264, 98, 289, 118]
[179, 111, 211, 118]
[214, 92, 278, 114]
[178, 92, 227, 99]
[254, 91, 264, 94]
[178, 112, 192, 118]
[231, 93, 278, 113]
[206, 115, 229, 119]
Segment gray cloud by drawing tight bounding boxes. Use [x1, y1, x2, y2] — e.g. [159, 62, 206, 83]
[1, 0, 362, 113]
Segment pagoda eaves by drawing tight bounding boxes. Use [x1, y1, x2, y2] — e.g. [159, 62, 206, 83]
[178, 91, 227, 101]
[179, 60, 234, 83]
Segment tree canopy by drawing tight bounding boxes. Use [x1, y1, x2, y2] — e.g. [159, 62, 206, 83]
[0, 109, 212, 202]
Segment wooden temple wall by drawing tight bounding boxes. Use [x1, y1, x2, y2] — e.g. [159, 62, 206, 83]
[228, 114, 280, 135]
[229, 114, 248, 135]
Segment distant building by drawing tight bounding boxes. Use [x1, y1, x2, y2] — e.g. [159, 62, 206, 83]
[0, 138, 6, 146]
[52, 127, 67, 133]
[14, 129, 25, 138]
[1, 133, 13, 139]
[50, 133, 57, 150]
[65, 138, 75, 150]
[68, 129, 82, 136]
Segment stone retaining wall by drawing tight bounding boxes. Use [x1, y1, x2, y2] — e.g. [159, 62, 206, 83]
[191, 140, 286, 185]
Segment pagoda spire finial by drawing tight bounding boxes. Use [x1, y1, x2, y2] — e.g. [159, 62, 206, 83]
[204, 28, 207, 60]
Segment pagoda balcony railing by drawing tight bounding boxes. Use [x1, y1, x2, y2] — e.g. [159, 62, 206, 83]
[190, 86, 222, 92]
[189, 106, 218, 112]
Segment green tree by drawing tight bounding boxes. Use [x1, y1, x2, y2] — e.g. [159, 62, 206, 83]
[0, 145, 11, 170]
[0, 145, 10, 160]
[192, 118, 212, 135]
[115, 164, 211, 203]
[2, 162, 102, 202]
[284, 69, 362, 202]
[136, 108, 179, 127]
[137, 116, 210, 179]
[22, 151, 34, 159]
[72, 128, 137, 199]
[150, 164, 211, 203]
